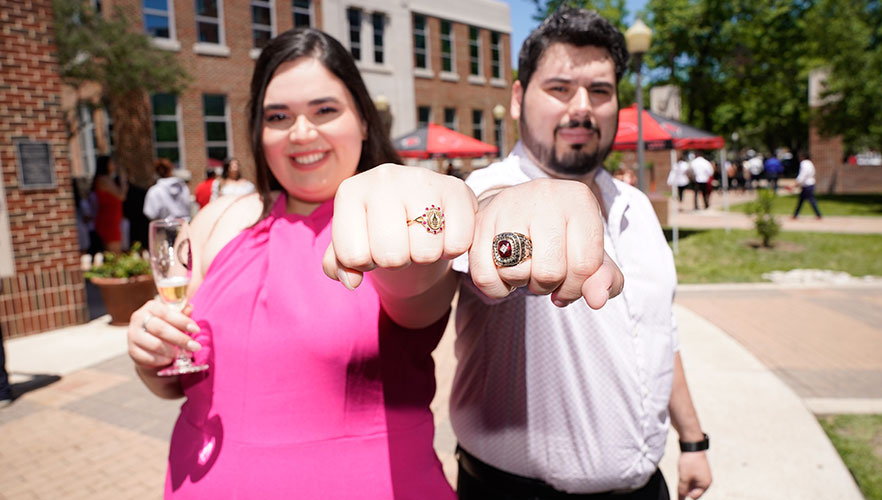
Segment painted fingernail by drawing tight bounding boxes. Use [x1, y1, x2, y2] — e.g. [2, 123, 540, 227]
[336, 268, 355, 291]
[186, 323, 200, 333]
[186, 340, 202, 352]
[552, 298, 568, 308]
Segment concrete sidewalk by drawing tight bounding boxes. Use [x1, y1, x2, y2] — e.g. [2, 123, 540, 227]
[2, 283, 873, 499]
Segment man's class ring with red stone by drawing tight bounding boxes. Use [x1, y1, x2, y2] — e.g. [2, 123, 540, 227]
[492, 232, 532, 267]
[407, 204, 445, 234]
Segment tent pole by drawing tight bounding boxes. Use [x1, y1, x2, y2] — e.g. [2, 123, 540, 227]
[670, 149, 678, 254]
[720, 149, 729, 233]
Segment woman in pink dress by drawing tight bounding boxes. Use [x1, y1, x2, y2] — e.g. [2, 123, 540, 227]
[125, 29, 476, 499]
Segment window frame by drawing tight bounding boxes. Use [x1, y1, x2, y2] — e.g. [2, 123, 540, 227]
[194, 0, 225, 46]
[347, 7, 362, 61]
[472, 109, 484, 142]
[143, 0, 178, 48]
[417, 106, 431, 128]
[202, 93, 232, 165]
[413, 14, 429, 71]
[440, 20, 454, 74]
[292, 0, 312, 27]
[371, 12, 385, 65]
[491, 31, 502, 80]
[250, 0, 276, 50]
[151, 92, 185, 168]
[444, 107, 457, 132]
[469, 26, 482, 77]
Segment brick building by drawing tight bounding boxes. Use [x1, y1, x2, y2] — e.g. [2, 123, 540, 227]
[1, 0, 88, 338]
[1, 0, 512, 337]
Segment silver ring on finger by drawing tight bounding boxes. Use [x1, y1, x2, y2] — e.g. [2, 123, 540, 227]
[492, 232, 533, 267]
[141, 313, 154, 331]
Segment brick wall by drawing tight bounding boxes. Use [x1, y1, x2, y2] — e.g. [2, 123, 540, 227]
[809, 123, 882, 194]
[0, 0, 88, 338]
[414, 17, 515, 170]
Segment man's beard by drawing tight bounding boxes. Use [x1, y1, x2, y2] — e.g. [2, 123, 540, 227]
[520, 105, 616, 178]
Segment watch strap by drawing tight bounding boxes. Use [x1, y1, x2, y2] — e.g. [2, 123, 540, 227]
[679, 433, 709, 452]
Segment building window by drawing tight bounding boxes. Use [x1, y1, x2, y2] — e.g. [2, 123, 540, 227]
[417, 106, 431, 128]
[203, 94, 230, 163]
[440, 20, 453, 73]
[292, 0, 311, 27]
[143, 0, 173, 39]
[413, 14, 428, 69]
[472, 109, 484, 141]
[491, 32, 502, 79]
[347, 8, 361, 61]
[151, 93, 182, 166]
[469, 26, 481, 76]
[196, 0, 223, 44]
[251, 0, 274, 49]
[444, 107, 456, 131]
[78, 104, 97, 177]
[494, 117, 503, 152]
[372, 12, 385, 64]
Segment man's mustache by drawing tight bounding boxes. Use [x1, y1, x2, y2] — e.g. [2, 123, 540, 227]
[555, 119, 601, 137]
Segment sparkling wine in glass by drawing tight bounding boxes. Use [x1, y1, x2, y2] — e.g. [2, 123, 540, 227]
[149, 217, 209, 376]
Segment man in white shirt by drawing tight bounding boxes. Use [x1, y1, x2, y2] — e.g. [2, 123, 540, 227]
[688, 153, 714, 210]
[143, 158, 191, 221]
[792, 152, 822, 219]
[451, 8, 711, 500]
[667, 155, 692, 206]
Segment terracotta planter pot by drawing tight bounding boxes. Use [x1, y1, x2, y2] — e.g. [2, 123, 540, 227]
[89, 275, 157, 326]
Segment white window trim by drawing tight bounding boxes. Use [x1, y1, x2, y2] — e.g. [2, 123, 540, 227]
[292, 0, 313, 27]
[371, 12, 385, 66]
[78, 104, 97, 178]
[472, 109, 484, 141]
[440, 72, 460, 82]
[468, 75, 487, 85]
[491, 31, 502, 80]
[490, 78, 507, 88]
[195, 0, 226, 47]
[347, 7, 362, 61]
[413, 13, 430, 71]
[194, 42, 231, 57]
[203, 94, 233, 164]
[151, 93, 186, 170]
[469, 26, 482, 77]
[144, 0, 177, 42]
[440, 20, 455, 74]
[251, 0, 276, 50]
[152, 38, 182, 52]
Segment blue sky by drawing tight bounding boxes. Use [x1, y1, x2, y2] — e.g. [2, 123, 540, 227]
[503, 0, 648, 68]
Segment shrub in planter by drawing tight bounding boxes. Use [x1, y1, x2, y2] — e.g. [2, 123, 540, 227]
[85, 243, 156, 325]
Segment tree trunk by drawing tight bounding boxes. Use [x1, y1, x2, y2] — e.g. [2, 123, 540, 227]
[108, 90, 154, 189]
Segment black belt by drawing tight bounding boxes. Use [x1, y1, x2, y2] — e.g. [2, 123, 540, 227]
[456, 445, 660, 500]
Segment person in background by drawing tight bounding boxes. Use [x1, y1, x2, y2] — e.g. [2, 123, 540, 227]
[194, 167, 218, 208]
[614, 165, 637, 186]
[124, 179, 149, 249]
[450, 8, 711, 500]
[210, 157, 256, 202]
[143, 158, 191, 221]
[0, 323, 12, 408]
[792, 151, 822, 219]
[92, 155, 126, 253]
[667, 154, 692, 207]
[690, 153, 714, 210]
[763, 153, 783, 194]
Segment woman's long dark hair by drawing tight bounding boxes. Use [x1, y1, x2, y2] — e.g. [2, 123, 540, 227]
[247, 28, 401, 219]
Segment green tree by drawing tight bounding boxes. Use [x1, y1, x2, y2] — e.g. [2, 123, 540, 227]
[53, 0, 189, 185]
[803, 0, 882, 155]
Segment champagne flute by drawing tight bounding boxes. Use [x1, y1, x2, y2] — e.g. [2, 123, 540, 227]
[149, 217, 209, 376]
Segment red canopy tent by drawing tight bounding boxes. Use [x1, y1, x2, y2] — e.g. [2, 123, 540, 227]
[393, 122, 498, 159]
[613, 104, 724, 151]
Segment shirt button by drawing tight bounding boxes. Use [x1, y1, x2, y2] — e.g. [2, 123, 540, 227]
[641, 385, 649, 397]
[632, 327, 639, 337]
[641, 443, 649, 454]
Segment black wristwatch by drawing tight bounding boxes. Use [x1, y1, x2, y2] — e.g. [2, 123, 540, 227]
[679, 433, 709, 452]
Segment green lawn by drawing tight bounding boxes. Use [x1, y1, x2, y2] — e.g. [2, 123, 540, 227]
[730, 193, 882, 217]
[666, 228, 882, 283]
[819, 415, 882, 500]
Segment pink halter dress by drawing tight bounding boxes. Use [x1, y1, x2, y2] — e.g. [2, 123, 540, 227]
[164, 195, 454, 499]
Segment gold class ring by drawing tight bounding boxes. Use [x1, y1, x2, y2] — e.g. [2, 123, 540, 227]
[407, 204, 445, 234]
[492, 232, 533, 267]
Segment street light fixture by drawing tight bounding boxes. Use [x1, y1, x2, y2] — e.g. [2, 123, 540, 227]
[625, 19, 653, 193]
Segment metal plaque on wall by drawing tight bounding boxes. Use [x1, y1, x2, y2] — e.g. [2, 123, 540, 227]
[14, 138, 57, 189]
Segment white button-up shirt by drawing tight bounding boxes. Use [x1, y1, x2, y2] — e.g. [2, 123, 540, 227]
[451, 143, 678, 493]
[796, 159, 816, 187]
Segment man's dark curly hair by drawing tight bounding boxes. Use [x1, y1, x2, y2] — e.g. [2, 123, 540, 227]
[518, 7, 630, 90]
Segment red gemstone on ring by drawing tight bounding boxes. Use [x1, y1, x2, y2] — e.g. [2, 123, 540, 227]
[497, 240, 512, 258]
